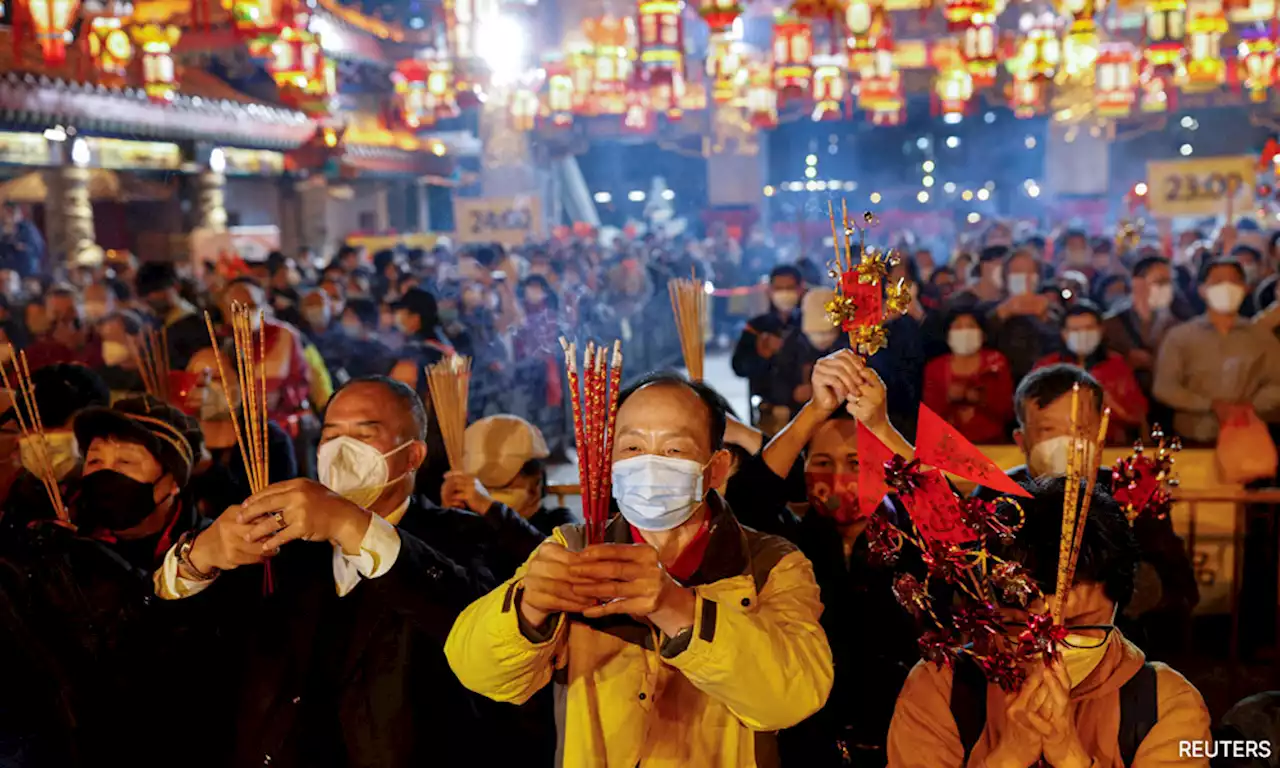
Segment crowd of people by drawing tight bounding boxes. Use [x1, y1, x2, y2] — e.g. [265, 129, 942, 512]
[734, 219, 1280, 450]
[0, 210, 1275, 768]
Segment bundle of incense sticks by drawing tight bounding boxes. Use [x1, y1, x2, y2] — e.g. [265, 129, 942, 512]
[204, 305, 274, 589]
[1051, 383, 1112, 624]
[668, 274, 707, 381]
[128, 328, 171, 402]
[560, 338, 623, 545]
[425, 355, 472, 470]
[0, 346, 69, 524]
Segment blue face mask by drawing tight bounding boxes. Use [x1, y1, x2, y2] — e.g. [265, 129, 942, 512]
[611, 455, 706, 531]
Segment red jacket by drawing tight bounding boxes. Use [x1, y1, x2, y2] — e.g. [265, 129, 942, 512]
[1034, 350, 1148, 444]
[922, 349, 1014, 445]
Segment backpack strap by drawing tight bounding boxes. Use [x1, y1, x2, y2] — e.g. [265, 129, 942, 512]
[1118, 662, 1159, 768]
[950, 655, 989, 763]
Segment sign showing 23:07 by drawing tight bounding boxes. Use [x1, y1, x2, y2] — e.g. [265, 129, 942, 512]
[1146, 156, 1256, 218]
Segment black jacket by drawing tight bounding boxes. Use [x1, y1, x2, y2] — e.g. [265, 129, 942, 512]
[731, 309, 801, 402]
[0, 524, 213, 768]
[726, 455, 919, 767]
[190, 496, 548, 768]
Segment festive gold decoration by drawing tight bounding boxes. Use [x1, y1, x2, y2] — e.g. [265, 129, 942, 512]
[824, 202, 912, 356]
[1052, 384, 1111, 624]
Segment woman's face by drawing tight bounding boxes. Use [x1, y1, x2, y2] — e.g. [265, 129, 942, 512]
[951, 314, 981, 333]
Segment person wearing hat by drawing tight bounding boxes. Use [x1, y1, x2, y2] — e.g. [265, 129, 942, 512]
[1, 363, 110, 531]
[0, 394, 213, 768]
[72, 394, 204, 569]
[135, 262, 206, 370]
[445, 414, 577, 537]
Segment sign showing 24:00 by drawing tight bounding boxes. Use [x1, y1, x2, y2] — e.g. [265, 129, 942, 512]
[1146, 156, 1256, 218]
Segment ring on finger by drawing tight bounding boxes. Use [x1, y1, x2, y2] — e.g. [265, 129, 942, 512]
[272, 511, 286, 530]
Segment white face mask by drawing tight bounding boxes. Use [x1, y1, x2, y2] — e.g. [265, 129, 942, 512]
[611, 454, 706, 532]
[947, 327, 983, 356]
[1065, 329, 1102, 357]
[1027, 435, 1096, 478]
[771, 289, 800, 313]
[1204, 283, 1246, 315]
[805, 330, 839, 350]
[20, 432, 79, 481]
[1007, 273, 1037, 296]
[101, 340, 131, 367]
[490, 485, 540, 517]
[1147, 282, 1174, 311]
[317, 436, 413, 508]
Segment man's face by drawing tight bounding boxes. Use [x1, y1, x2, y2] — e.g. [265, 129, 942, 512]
[613, 383, 730, 497]
[144, 287, 174, 315]
[320, 383, 425, 486]
[224, 284, 261, 313]
[1134, 262, 1172, 298]
[769, 274, 802, 309]
[805, 419, 859, 476]
[1203, 263, 1245, 290]
[1064, 235, 1089, 254]
[1015, 392, 1102, 457]
[932, 271, 957, 297]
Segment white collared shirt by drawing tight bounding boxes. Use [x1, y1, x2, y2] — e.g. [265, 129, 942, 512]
[154, 499, 409, 600]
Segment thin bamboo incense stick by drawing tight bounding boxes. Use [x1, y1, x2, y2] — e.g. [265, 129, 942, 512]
[205, 312, 254, 491]
[1063, 408, 1112, 602]
[426, 355, 472, 470]
[258, 310, 268, 489]
[1053, 384, 1082, 623]
[668, 276, 706, 381]
[0, 347, 68, 522]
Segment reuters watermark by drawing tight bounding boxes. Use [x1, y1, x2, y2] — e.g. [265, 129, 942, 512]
[1179, 741, 1273, 759]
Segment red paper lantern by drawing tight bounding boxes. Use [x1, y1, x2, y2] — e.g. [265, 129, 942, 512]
[811, 56, 846, 121]
[1183, 5, 1226, 90]
[637, 0, 684, 84]
[706, 34, 744, 104]
[961, 11, 998, 89]
[1017, 12, 1060, 82]
[1094, 42, 1138, 118]
[543, 63, 575, 128]
[747, 62, 779, 129]
[1009, 75, 1045, 118]
[943, 0, 984, 33]
[698, 0, 744, 33]
[772, 18, 813, 104]
[846, 0, 890, 72]
[1239, 27, 1277, 103]
[1143, 0, 1186, 78]
[16, 0, 82, 64]
[934, 66, 973, 118]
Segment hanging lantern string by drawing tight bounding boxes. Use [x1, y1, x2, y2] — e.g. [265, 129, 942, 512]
[0, 345, 70, 525]
[425, 355, 472, 471]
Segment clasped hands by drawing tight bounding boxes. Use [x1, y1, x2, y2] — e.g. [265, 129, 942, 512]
[518, 542, 696, 638]
[184, 479, 372, 576]
[991, 659, 1091, 768]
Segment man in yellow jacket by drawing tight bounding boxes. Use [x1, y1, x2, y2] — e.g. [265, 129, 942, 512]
[446, 371, 834, 767]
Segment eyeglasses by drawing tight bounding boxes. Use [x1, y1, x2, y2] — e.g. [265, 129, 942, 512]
[1060, 625, 1115, 649]
[999, 622, 1115, 649]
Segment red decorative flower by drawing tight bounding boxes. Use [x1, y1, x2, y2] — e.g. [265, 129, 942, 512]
[918, 628, 960, 669]
[1016, 611, 1067, 665]
[892, 573, 932, 618]
[991, 561, 1038, 608]
[958, 497, 1017, 541]
[865, 513, 904, 566]
[883, 455, 925, 497]
[920, 542, 968, 583]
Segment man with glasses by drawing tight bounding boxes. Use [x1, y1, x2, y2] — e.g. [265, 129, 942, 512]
[887, 478, 1212, 768]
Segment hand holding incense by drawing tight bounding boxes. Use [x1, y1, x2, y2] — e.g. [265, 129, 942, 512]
[0, 346, 70, 524]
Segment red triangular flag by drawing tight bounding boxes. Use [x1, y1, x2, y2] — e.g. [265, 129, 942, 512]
[900, 470, 979, 545]
[857, 421, 893, 518]
[915, 404, 1033, 498]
